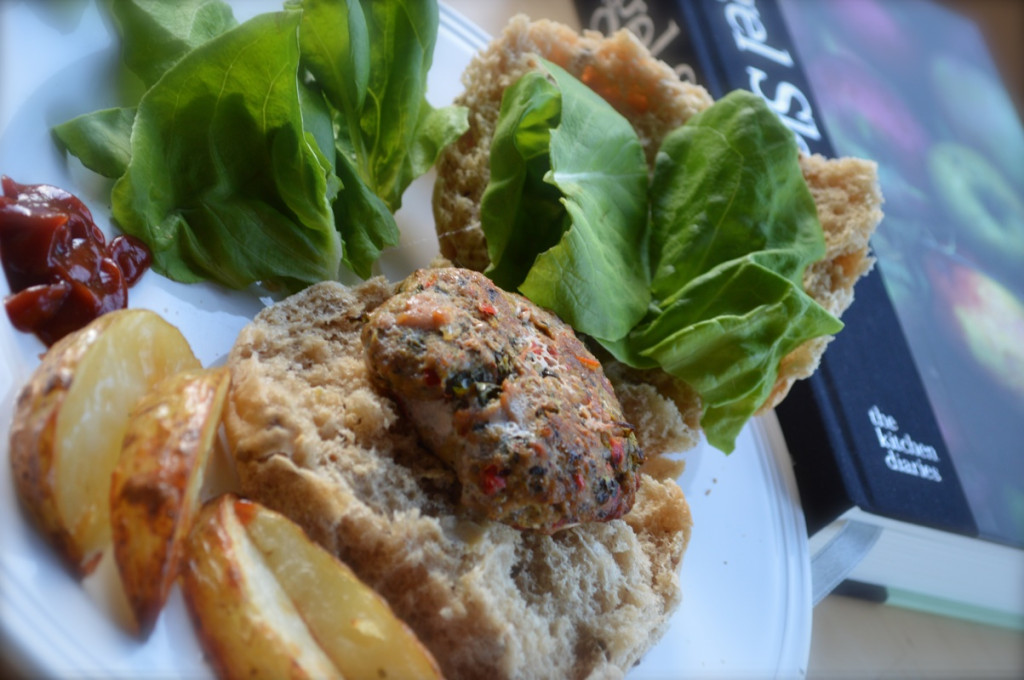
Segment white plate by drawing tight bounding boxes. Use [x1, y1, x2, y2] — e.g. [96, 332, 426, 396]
[0, 2, 811, 677]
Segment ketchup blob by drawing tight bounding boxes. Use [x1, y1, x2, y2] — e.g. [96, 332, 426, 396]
[0, 175, 151, 346]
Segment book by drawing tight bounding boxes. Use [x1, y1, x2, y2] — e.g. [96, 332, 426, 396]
[573, 0, 1024, 629]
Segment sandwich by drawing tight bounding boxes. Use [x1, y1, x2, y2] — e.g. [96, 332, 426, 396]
[225, 270, 692, 679]
[433, 15, 883, 459]
[224, 15, 882, 680]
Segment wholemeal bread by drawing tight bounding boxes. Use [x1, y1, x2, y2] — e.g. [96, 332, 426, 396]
[222, 16, 882, 677]
[432, 16, 883, 451]
[224, 278, 693, 680]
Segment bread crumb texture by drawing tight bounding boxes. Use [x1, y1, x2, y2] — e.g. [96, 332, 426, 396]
[432, 15, 883, 435]
[226, 279, 693, 679]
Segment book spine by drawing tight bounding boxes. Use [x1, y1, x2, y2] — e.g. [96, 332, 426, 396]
[573, 0, 977, 537]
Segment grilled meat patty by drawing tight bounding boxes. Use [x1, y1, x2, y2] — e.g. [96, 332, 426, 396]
[361, 267, 643, 533]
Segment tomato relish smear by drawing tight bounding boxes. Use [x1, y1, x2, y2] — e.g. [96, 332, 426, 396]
[0, 176, 151, 346]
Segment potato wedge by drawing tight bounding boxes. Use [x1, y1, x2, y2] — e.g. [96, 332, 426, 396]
[110, 367, 230, 636]
[181, 495, 344, 680]
[241, 498, 445, 680]
[181, 495, 443, 680]
[9, 308, 200, 575]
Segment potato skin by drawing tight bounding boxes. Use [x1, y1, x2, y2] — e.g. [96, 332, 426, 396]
[243, 499, 445, 680]
[9, 308, 200, 577]
[180, 496, 342, 680]
[9, 314, 118, 575]
[110, 367, 230, 636]
[182, 495, 443, 680]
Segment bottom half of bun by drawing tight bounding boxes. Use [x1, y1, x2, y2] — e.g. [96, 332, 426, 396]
[233, 452, 691, 680]
[223, 279, 693, 680]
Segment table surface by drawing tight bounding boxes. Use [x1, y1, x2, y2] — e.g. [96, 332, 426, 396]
[445, 0, 1024, 678]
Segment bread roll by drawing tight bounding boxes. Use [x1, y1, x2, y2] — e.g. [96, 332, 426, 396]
[225, 278, 692, 679]
[432, 16, 883, 448]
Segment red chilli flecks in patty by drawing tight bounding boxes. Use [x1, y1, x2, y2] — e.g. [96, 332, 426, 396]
[361, 267, 643, 533]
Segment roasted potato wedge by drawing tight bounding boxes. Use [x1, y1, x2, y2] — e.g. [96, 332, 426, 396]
[242, 498, 445, 679]
[180, 495, 346, 680]
[181, 495, 443, 680]
[110, 367, 230, 636]
[9, 308, 200, 575]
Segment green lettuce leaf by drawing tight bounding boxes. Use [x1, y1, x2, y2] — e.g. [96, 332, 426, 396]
[605, 90, 843, 452]
[610, 259, 842, 451]
[481, 70, 566, 291]
[52, 107, 136, 179]
[55, 0, 464, 288]
[107, 0, 237, 88]
[484, 75, 841, 452]
[356, 0, 467, 212]
[292, 0, 369, 122]
[297, 0, 468, 215]
[293, 0, 388, 278]
[480, 58, 650, 343]
[296, 0, 468, 276]
[332, 150, 398, 278]
[647, 90, 830, 301]
[111, 10, 341, 291]
[53, 0, 236, 181]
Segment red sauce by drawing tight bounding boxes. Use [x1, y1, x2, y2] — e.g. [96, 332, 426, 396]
[480, 463, 507, 495]
[0, 176, 151, 346]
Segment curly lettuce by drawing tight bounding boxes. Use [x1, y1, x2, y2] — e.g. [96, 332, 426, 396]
[54, 0, 467, 290]
[483, 84, 842, 452]
[480, 58, 650, 343]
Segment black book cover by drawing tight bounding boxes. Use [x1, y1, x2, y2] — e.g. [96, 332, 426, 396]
[571, 0, 1012, 544]
[779, 0, 1024, 549]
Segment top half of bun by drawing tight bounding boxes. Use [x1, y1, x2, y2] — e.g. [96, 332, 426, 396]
[432, 15, 884, 455]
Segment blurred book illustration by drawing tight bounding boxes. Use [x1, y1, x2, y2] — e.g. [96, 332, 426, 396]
[574, 0, 1024, 629]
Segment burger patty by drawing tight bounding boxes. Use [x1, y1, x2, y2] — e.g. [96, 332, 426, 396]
[361, 267, 643, 533]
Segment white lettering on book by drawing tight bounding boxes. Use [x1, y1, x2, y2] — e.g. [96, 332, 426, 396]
[746, 67, 821, 154]
[721, 1, 793, 66]
[588, 0, 695, 81]
[717, 0, 821, 154]
[587, 0, 827, 151]
[868, 405, 943, 482]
